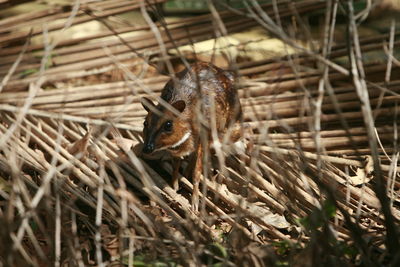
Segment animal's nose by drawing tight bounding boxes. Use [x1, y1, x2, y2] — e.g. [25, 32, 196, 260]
[142, 143, 154, 154]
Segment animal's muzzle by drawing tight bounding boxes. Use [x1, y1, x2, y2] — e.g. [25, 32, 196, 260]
[142, 142, 155, 154]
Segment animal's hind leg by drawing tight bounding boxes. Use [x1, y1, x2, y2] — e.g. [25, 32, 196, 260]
[224, 122, 254, 150]
[226, 122, 242, 143]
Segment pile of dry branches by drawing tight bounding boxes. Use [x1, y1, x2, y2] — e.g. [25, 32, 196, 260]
[0, 0, 399, 266]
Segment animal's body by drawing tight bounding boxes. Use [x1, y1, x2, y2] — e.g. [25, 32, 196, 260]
[141, 62, 244, 210]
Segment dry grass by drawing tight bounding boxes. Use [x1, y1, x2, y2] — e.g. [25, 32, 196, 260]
[0, 0, 399, 266]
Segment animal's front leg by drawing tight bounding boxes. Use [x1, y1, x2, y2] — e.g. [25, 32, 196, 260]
[171, 158, 181, 191]
[191, 144, 202, 212]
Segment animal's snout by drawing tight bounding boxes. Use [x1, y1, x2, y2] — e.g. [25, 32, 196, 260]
[142, 142, 155, 154]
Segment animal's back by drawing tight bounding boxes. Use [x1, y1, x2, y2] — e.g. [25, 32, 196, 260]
[159, 62, 241, 131]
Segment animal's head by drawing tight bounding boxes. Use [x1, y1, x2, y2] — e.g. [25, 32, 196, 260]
[141, 97, 191, 154]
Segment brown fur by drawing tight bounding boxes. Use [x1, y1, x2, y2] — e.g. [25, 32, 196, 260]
[141, 62, 244, 211]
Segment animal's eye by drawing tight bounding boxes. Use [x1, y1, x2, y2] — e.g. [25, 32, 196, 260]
[143, 121, 148, 127]
[163, 120, 173, 132]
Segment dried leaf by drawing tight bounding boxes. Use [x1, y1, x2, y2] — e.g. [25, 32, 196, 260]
[104, 237, 119, 259]
[0, 176, 11, 193]
[86, 144, 111, 165]
[66, 129, 92, 159]
[34, 148, 46, 162]
[246, 219, 264, 236]
[349, 155, 374, 186]
[248, 202, 291, 230]
[112, 136, 135, 152]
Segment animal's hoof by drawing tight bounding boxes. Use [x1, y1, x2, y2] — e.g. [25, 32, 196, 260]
[172, 179, 180, 191]
[191, 203, 199, 213]
[191, 194, 199, 213]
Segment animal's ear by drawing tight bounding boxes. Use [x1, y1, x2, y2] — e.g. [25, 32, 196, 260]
[172, 100, 186, 113]
[141, 97, 155, 112]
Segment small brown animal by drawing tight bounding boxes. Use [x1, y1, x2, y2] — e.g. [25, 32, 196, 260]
[141, 62, 244, 211]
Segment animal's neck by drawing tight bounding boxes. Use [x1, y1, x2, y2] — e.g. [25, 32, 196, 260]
[168, 132, 194, 157]
[170, 131, 191, 149]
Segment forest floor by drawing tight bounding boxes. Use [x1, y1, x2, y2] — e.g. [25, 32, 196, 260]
[0, 1, 400, 266]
